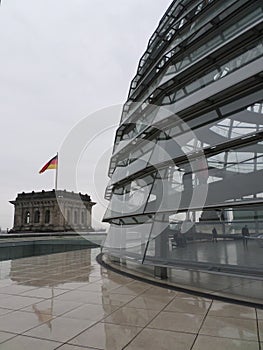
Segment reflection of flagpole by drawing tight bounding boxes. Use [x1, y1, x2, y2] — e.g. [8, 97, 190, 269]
[51, 286, 54, 315]
[55, 153, 58, 190]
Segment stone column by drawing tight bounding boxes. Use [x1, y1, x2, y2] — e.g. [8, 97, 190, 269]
[14, 203, 22, 230]
[40, 203, 45, 230]
[87, 206, 92, 228]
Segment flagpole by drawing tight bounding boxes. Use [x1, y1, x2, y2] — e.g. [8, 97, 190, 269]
[55, 152, 58, 191]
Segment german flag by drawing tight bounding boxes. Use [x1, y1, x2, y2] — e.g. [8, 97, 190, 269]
[39, 155, 58, 174]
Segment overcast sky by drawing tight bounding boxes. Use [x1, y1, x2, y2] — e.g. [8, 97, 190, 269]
[0, 0, 172, 230]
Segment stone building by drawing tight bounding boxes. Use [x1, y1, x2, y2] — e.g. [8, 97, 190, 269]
[10, 190, 95, 233]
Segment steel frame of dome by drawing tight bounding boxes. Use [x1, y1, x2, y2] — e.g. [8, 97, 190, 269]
[103, 0, 263, 280]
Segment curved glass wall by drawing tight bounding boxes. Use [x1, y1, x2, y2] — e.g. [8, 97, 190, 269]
[104, 0, 263, 279]
[114, 0, 263, 151]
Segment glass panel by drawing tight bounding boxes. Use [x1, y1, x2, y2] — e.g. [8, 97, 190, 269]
[154, 100, 263, 163]
[103, 218, 153, 261]
[109, 98, 263, 200]
[108, 122, 263, 219]
[142, 207, 263, 276]
[143, 214, 170, 260]
[25, 211, 30, 224]
[122, 0, 250, 134]
[145, 168, 184, 213]
[162, 38, 263, 106]
[112, 151, 152, 184]
[159, 5, 263, 88]
[118, 34, 263, 154]
[143, 140, 263, 215]
[104, 173, 156, 220]
[195, 141, 263, 208]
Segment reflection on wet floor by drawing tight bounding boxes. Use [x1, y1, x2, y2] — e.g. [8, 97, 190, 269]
[0, 235, 100, 262]
[0, 248, 261, 349]
[168, 239, 263, 270]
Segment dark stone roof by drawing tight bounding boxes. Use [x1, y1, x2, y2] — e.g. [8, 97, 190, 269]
[10, 190, 95, 204]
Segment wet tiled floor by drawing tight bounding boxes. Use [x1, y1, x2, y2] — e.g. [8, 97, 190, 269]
[0, 248, 261, 349]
